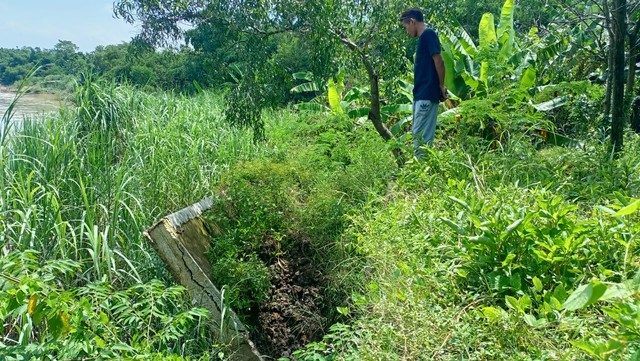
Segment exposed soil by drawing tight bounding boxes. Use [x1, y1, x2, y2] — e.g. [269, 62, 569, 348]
[253, 236, 328, 358]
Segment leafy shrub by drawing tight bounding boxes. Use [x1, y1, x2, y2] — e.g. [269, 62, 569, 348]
[532, 81, 605, 137]
[0, 250, 213, 360]
[439, 90, 549, 148]
[441, 189, 618, 301]
[206, 161, 314, 312]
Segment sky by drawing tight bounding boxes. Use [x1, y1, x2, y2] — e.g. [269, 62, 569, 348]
[0, 0, 139, 52]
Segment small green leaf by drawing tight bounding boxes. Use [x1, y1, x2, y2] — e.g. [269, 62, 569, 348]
[563, 281, 607, 311]
[553, 284, 568, 303]
[519, 295, 532, 310]
[614, 199, 640, 217]
[614, 191, 630, 206]
[99, 311, 109, 324]
[505, 295, 521, 312]
[550, 296, 563, 310]
[481, 306, 503, 322]
[510, 274, 522, 290]
[523, 314, 538, 327]
[336, 307, 349, 316]
[95, 335, 106, 348]
[502, 253, 516, 267]
[447, 196, 471, 210]
[440, 217, 467, 235]
[503, 218, 524, 237]
[532, 277, 543, 292]
[112, 344, 136, 352]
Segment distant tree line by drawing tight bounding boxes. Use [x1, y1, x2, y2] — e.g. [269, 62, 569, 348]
[0, 32, 320, 98]
[0, 40, 215, 93]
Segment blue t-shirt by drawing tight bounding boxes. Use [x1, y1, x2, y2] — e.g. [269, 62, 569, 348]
[414, 28, 442, 102]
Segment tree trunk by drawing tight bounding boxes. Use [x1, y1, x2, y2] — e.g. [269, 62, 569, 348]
[363, 61, 404, 166]
[632, 96, 640, 133]
[603, 0, 614, 126]
[626, 20, 639, 116]
[626, 27, 638, 96]
[610, 0, 627, 154]
[604, 51, 613, 126]
[333, 27, 404, 166]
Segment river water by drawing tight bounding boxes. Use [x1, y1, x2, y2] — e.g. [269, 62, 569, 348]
[0, 87, 62, 135]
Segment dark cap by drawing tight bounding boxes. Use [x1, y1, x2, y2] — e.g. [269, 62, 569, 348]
[400, 8, 424, 22]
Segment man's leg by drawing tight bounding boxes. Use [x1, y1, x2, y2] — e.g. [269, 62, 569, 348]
[412, 100, 438, 158]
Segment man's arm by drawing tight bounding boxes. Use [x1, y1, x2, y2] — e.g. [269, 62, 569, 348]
[433, 53, 446, 100]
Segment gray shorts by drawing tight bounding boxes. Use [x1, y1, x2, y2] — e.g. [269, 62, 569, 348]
[412, 100, 438, 157]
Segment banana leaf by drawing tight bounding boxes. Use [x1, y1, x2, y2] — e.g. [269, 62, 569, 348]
[327, 78, 344, 114]
[390, 116, 412, 137]
[382, 104, 412, 114]
[520, 66, 536, 90]
[531, 96, 568, 111]
[347, 107, 370, 119]
[479, 13, 497, 48]
[497, 0, 515, 59]
[291, 82, 320, 93]
[293, 72, 314, 81]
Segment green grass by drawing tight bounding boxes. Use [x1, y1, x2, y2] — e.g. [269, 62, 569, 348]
[0, 81, 264, 359]
[292, 136, 640, 360]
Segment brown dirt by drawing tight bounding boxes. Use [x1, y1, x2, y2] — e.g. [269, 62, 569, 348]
[253, 237, 328, 358]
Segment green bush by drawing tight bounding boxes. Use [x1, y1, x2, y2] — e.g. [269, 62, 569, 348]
[439, 91, 549, 149]
[0, 250, 213, 360]
[205, 161, 315, 313]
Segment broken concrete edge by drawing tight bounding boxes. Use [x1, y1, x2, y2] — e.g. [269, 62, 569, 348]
[165, 196, 214, 229]
[144, 196, 264, 361]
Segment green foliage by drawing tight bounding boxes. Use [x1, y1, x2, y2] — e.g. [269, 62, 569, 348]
[558, 199, 640, 360]
[532, 81, 605, 137]
[2, 84, 270, 359]
[206, 162, 310, 311]
[441, 0, 567, 100]
[0, 41, 219, 93]
[0, 250, 212, 360]
[440, 90, 549, 147]
[291, 130, 640, 359]
[441, 189, 634, 307]
[202, 110, 396, 324]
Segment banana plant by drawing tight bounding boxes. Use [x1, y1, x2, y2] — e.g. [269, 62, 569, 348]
[291, 71, 412, 134]
[291, 71, 357, 114]
[440, 0, 562, 99]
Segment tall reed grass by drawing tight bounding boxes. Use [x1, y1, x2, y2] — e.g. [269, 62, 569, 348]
[2, 78, 262, 286]
[1, 78, 269, 359]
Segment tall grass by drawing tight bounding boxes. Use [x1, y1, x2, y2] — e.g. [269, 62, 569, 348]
[2, 79, 263, 284]
[1, 80, 265, 359]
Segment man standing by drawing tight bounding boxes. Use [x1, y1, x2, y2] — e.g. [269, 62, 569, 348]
[401, 8, 446, 158]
